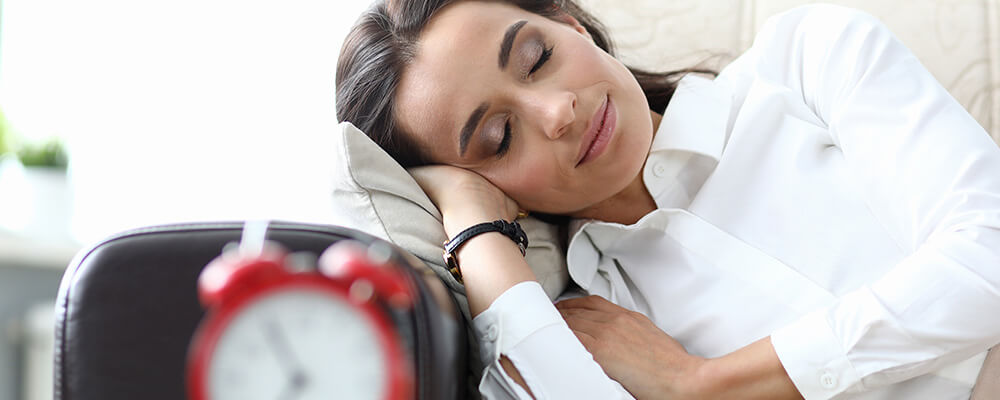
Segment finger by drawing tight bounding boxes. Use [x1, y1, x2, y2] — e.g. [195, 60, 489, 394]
[562, 313, 615, 337]
[407, 167, 444, 199]
[556, 295, 627, 313]
[570, 328, 597, 350]
[558, 307, 619, 323]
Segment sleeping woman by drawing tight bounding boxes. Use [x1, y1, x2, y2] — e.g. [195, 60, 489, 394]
[335, 0, 1000, 398]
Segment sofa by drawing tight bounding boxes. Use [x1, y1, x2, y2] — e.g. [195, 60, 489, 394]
[578, 0, 999, 143]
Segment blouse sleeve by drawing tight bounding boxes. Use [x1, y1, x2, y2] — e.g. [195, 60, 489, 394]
[473, 281, 634, 399]
[745, 5, 1000, 399]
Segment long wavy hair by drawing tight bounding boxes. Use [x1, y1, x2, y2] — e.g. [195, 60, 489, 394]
[336, 0, 712, 168]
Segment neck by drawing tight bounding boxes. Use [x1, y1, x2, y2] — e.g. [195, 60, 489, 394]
[569, 109, 663, 225]
[571, 174, 656, 225]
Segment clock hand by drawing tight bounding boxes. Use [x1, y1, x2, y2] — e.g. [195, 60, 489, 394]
[290, 371, 309, 392]
[276, 372, 310, 400]
[263, 320, 312, 399]
[262, 320, 308, 377]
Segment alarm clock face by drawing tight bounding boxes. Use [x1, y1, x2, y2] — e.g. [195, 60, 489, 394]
[206, 286, 394, 400]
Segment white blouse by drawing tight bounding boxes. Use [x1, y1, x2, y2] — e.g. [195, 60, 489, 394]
[473, 4, 1000, 400]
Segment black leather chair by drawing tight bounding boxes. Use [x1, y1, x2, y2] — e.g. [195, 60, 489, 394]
[53, 221, 467, 400]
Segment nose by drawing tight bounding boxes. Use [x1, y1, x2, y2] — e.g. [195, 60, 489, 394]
[522, 89, 576, 140]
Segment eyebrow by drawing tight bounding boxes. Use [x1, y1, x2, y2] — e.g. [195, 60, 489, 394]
[498, 20, 527, 69]
[460, 102, 489, 155]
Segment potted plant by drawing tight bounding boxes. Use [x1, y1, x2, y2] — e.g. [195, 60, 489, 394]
[0, 108, 68, 169]
[0, 107, 72, 239]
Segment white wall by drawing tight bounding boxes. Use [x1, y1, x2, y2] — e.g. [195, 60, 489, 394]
[0, 0, 372, 246]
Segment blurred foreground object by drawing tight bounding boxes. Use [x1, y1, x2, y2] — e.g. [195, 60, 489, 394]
[55, 222, 466, 400]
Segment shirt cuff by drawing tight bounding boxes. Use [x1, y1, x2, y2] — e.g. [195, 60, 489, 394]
[772, 309, 863, 400]
[473, 281, 634, 399]
[472, 281, 564, 364]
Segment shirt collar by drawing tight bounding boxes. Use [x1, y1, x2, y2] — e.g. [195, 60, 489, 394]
[565, 74, 733, 289]
[649, 74, 732, 161]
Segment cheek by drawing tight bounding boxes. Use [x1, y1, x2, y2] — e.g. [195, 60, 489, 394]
[487, 157, 565, 206]
[562, 42, 607, 76]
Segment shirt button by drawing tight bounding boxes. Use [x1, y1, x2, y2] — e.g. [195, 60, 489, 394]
[484, 324, 498, 342]
[652, 162, 668, 177]
[820, 372, 838, 389]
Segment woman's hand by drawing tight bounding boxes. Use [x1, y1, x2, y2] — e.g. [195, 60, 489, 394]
[408, 165, 520, 236]
[410, 165, 538, 395]
[556, 295, 708, 399]
[408, 164, 535, 312]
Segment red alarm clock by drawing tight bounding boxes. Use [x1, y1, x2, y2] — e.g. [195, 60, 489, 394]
[187, 231, 415, 400]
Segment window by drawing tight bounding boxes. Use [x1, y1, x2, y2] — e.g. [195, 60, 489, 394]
[0, 0, 371, 244]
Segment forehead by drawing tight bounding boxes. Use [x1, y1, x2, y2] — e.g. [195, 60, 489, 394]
[395, 1, 531, 160]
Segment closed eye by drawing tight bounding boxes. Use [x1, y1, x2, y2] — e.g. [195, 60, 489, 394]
[495, 45, 552, 158]
[496, 119, 512, 158]
[529, 45, 553, 75]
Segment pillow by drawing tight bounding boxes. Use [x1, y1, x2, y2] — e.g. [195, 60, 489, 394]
[330, 121, 570, 311]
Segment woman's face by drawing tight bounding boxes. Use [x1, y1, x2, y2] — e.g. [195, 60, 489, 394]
[395, 0, 653, 215]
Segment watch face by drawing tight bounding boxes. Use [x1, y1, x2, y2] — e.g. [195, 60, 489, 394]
[207, 287, 390, 400]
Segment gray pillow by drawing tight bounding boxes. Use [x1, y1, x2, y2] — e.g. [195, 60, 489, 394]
[330, 121, 570, 315]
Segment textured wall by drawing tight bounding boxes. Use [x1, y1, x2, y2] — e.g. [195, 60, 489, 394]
[579, 0, 1000, 143]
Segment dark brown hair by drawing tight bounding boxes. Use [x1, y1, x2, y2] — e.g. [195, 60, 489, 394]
[335, 0, 712, 168]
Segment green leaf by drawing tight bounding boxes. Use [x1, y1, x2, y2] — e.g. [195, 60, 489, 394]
[17, 140, 68, 168]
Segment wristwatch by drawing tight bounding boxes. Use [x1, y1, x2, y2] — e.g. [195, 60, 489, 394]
[442, 219, 528, 283]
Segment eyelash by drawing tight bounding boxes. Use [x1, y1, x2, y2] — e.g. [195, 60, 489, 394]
[497, 44, 554, 158]
[529, 45, 553, 75]
[495, 122, 513, 158]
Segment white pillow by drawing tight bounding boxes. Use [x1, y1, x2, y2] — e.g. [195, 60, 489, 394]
[330, 121, 570, 310]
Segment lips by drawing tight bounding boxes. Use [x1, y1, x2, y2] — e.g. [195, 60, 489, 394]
[576, 94, 616, 167]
